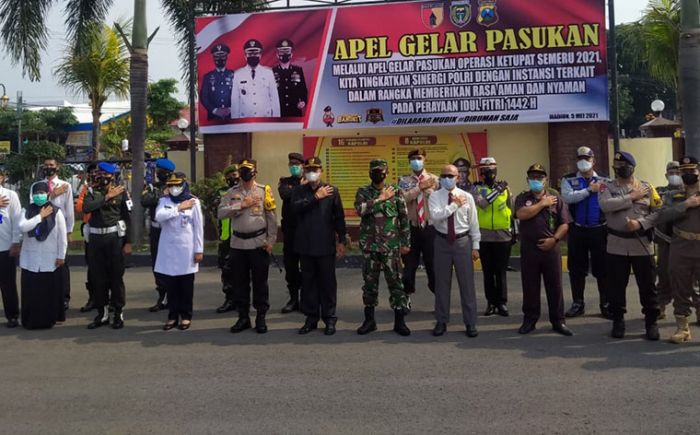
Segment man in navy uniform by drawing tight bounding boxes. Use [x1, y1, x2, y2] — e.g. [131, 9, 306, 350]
[200, 43, 235, 120]
[272, 39, 307, 117]
[231, 39, 280, 118]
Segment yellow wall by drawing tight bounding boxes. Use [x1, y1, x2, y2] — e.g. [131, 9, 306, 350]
[169, 150, 205, 181]
[608, 138, 673, 188]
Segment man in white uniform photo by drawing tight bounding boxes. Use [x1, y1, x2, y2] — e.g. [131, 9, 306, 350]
[230, 39, 281, 119]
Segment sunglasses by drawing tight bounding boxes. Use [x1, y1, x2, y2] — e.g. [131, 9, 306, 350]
[440, 174, 456, 179]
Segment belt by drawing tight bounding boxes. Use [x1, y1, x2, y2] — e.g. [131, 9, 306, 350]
[89, 225, 119, 235]
[673, 227, 700, 241]
[654, 228, 672, 244]
[573, 223, 606, 229]
[607, 227, 652, 240]
[436, 231, 469, 240]
[232, 228, 266, 240]
[150, 221, 160, 229]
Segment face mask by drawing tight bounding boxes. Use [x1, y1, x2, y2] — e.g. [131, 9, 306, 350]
[246, 56, 260, 67]
[214, 57, 227, 68]
[226, 177, 239, 188]
[577, 160, 593, 172]
[278, 54, 291, 63]
[156, 171, 170, 183]
[370, 171, 386, 184]
[169, 186, 184, 197]
[239, 169, 255, 182]
[33, 193, 48, 206]
[410, 159, 424, 172]
[481, 170, 497, 184]
[682, 173, 699, 186]
[101, 177, 112, 187]
[614, 166, 634, 179]
[528, 179, 545, 192]
[668, 175, 683, 187]
[305, 171, 321, 183]
[289, 165, 303, 177]
[43, 167, 57, 177]
[440, 176, 456, 190]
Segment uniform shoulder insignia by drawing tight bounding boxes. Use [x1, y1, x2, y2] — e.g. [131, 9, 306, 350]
[562, 172, 577, 179]
[263, 184, 277, 211]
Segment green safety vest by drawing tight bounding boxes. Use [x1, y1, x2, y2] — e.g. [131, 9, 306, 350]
[219, 189, 232, 241]
[476, 186, 512, 231]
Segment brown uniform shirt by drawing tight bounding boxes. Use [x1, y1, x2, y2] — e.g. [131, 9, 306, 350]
[217, 182, 277, 250]
[514, 189, 571, 248]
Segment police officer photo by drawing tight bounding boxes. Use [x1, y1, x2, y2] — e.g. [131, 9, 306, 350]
[231, 39, 281, 118]
[218, 159, 277, 334]
[560, 146, 610, 319]
[292, 157, 347, 336]
[599, 151, 661, 340]
[514, 164, 573, 336]
[200, 43, 235, 120]
[273, 39, 307, 117]
[278, 152, 305, 313]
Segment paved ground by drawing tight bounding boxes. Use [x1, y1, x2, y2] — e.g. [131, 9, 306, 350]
[1, 266, 699, 434]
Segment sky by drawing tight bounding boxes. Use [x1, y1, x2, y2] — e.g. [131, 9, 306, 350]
[0, 0, 648, 105]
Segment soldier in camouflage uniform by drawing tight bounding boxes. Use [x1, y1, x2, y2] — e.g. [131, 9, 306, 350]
[354, 159, 412, 336]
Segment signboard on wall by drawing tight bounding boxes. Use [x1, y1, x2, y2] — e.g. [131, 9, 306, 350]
[303, 132, 487, 219]
[196, 0, 608, 134]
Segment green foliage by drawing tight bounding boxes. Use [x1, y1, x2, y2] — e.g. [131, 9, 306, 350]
[640, 0, 680, 90]
[148, 79, 185, 128]
[191, 172, 227, 228]
[0, 107, 78, 144]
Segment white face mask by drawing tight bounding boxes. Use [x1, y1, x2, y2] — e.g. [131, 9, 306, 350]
[305, 172, 321, 182]
[170, 186, 184, 197]
[577, 160, 593, 172]
[668, 175, 683, 186]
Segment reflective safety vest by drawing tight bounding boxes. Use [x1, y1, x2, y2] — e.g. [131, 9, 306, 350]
[218, 189, 232, 241]
[476, 186, 512, 230]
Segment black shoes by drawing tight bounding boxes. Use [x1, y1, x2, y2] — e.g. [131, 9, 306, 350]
[611, 319, 625, 338]
[178, 321, 191, 331]
[63, 301, 69, 311]
[80, 301, 95, 313]
[466, 325, 478, 338]
[496, 304, 509, 317]
[230, 317, 252, 333]
[6, 318, 18, 328]
[112, 311, 124, 329]
[216, 299, 236, 314]
[281, 298, 299, 314]
[552, 323, 574, 336]
[87, 310, 109, 330]
[357, 306, 377, 335]
[255, 313, 267, 334]
[432, 322, 447, 336]
[163, 321, 178, 331]
[149, 290, 167, 312]
[324, 318, 337, 336]
[484, 304, 497, 316]
[299, 317, 318, 335]
[645, 322, 660, 341]
[393, 310, 411, 336]
[600, 303, 613, 320]
[518, 321, 536, 334]
[565, 301, 585, 318]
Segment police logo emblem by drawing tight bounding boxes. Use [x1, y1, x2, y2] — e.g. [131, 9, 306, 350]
[525, 200, 532, 206]
[615, 152, 622, 160]
[421, 3, 445, 29]
[366, 108, 384, 124]
[450, 0, 472, 27]
[477, 0, 498, 27]
[683, 157, 690, 164]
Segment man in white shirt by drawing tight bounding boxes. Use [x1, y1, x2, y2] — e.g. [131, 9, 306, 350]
[42, 159, 74, 311]
[0, 168, 21, 327]
[428, 164, 481, 337]
[230, 39, 281, 119]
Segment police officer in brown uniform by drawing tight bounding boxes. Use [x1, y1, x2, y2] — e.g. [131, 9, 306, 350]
[217, 159, 277, 334]
[650, 156, 700, 343]
[600, 151, 662, 340]
[514, 164, 573, 336]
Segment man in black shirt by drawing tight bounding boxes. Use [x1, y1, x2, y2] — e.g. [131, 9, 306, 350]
[278, 152, 305, 313]
[292, 157, 347, 335]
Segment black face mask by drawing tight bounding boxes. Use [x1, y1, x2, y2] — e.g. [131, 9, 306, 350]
[278, 54, 291, 63]
[682, 173, 699, 186]
[370, 171, 387, 184]
[43, 167, 57, 177]
[214, 57, 227, 68]
[246, 56, 260, 68]
[481, 170, 497, 184]
[240, 169, 255, 182]
[614, 166, 634, 179]
[156, 171, 170, 184]
[226, 177, 239, 188]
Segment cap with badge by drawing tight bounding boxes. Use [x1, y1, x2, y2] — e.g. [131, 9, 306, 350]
[288, 152, 304, 164]
[239, 159, 257, 170]
[407, 148, 426, 159]
[304, 157, 323, 169]
[479, 157, 497, 166]
[453, 158, 470, 170]
[679, 155, 699, 170]
[666, 161, 680, 171]
[223, 164, 239, 175]
[166, 172, 187, 186]
[97, 162, 118, 174]
[526, 163, 547, 176]
[244, 39, 263, 52]
[577, 146, 594, 158]
[276, 39, 294, 50]
[613, 151, 636, 167]
[211, 43, 230, 54]
[369, 159, 388, 170]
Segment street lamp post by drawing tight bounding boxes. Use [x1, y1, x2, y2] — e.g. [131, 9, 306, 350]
[0, 84, 9, 108]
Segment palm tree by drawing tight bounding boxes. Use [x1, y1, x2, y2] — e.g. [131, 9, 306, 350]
[679, 0, 700, 157]
[54, 23, 130, 159]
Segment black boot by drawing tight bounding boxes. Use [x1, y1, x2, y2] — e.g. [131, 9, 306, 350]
[299, 317, 319, 334]
[324, 318, 337, 336]
[230, 313, 252, 333]
[255, 312, 268, 334]
[357, 306, 377, 335]
[611, 318, 625, 339]
[87, 307, 109, 329]
[281, 290, 299, 314]
[80, 299, 95, 313]
[645, 317, 660, 341]
[112, 308, 124, 329]
[148, 289, 166, 312]
[393, 309, 411, 336]
[216, 299, 236, 313]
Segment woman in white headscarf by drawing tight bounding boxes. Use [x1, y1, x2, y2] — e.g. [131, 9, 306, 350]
[18, 181, 67, 329]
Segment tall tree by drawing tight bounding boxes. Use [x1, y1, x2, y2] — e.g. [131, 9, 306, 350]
[148, 78, 185, 128]
[679, 0, 700, 156]
[54, 23, 130, 158]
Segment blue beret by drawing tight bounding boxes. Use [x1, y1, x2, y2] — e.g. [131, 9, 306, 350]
[155, 158, 176, 171]
[614, 151, 636, 167]
[98, 162, 118, 174]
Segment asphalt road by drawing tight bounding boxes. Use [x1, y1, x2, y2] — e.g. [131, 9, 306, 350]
[1, 266, 699, 434]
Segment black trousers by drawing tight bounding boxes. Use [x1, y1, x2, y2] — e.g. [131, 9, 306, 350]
[219, 241, 234, 300]
[59, 262, 70, 303]
[162, 273, 194, 321]
[480, 241, 511, 305]
[84, 240, 94, 303]
[149, 227, 166, 294]
[606, 253, 659, 321]
[567, 225, 607, 304]
[282, 230, 301, 298]
[300, 254, 337, 321]
[521, 245, 565, 325]
[401, 225, 436, 294]
[230, 248, 270, 315]
[21, 269, 60, 329]
[87, 233, 126, 309]
[0, 250, 19, 321]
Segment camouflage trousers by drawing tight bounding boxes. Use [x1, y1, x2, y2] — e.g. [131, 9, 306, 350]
[362, 251, 410, 312]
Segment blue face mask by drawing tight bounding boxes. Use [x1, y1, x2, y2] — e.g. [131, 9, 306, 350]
[33, 193, 48, 206]
[440, 176, 456, 190]
[528, 179, 545, 192]
[410, 159, 424, 172]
